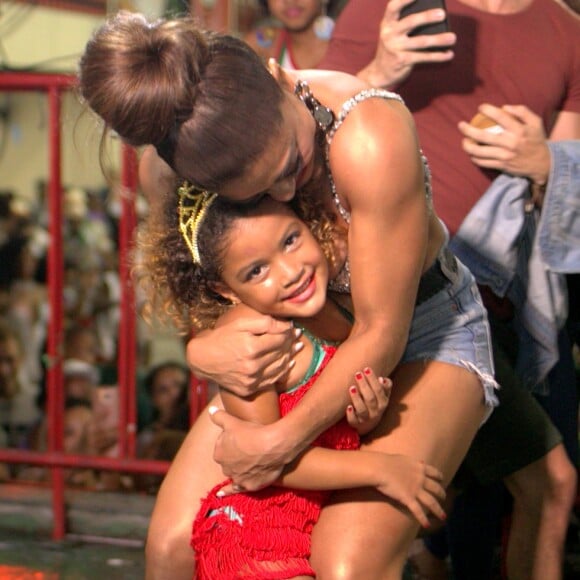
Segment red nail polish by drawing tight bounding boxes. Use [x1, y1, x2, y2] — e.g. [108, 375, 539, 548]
[349, 385, 357, 394]
[355, 372, 363, 380]
[364, 367, 371, 375]
[347, 405, 353, 412]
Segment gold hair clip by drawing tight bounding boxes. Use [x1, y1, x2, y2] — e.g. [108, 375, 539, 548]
[178, 181, 218, 265]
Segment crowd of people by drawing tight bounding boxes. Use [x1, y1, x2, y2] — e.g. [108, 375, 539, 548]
[0, 183, 193, 492]
[76, 0, 580, 578]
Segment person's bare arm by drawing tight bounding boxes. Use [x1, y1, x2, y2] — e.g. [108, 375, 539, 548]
[212, 97, 431, 489]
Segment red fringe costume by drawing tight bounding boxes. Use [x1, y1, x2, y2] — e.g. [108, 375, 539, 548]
[191, 344, 360, 579]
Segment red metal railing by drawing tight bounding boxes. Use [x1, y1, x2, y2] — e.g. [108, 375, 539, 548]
[0, 71, 207, 539]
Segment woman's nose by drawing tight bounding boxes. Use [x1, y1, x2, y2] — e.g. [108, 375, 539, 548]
[268, 179, 296, 203]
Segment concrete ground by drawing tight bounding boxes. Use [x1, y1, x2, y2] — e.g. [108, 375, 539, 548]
[0, 534, 145, 579]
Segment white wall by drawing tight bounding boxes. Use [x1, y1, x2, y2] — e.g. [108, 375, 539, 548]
[0, 3, 117, 201]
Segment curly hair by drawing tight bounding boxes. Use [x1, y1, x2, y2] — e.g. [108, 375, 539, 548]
[135, 185, 343, 335]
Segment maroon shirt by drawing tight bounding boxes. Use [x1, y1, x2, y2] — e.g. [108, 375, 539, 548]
[320, 0, 580, 234]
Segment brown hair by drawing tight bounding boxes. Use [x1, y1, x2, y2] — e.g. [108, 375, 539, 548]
[79, 11, 284, 192]
[135, 185, 340, 334]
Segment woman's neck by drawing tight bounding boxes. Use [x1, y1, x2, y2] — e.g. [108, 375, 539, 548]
[456, 0, 535, 13]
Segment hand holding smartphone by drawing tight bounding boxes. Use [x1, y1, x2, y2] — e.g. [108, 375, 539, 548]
[399, 0, 452, 50]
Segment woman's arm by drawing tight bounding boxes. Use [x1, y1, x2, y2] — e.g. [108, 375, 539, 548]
[211, 96, 434, 489]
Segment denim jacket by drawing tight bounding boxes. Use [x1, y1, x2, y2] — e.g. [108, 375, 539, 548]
[449, 141, 580, 391]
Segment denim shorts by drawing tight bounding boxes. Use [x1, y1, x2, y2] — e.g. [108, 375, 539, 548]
[400, 247, 500, 420]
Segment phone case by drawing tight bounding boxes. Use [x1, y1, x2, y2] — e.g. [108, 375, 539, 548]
[399, 0, 451, 37]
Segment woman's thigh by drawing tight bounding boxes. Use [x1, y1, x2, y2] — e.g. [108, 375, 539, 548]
[310, 360, 488, 579]
[146, 395, 225, 578]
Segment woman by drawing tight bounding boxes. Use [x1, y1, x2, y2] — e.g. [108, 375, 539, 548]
[79, 11, 497, 578]
[245, 0, 340, 70]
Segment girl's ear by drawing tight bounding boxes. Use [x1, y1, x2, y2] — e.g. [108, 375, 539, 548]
[211, 282, 240, 305]
[267, 58, 294, 91]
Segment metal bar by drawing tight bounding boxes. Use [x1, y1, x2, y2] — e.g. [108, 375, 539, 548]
[118, 144, 139, 458]
[0, 449, 169, 475]
[46, 84, 66, 540]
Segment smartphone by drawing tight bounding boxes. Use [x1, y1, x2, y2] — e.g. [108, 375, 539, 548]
[399, 0, 451, 40]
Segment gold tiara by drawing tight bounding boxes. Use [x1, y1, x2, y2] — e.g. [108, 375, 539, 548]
[177, 181, 218, 265]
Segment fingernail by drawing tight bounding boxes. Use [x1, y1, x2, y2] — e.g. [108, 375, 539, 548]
[208, 405, 219, 415]
[289, 359, 296, 369]
[363, 367, 371, 375]
[294, 328, 302, 338]
[347, 405, 353, 413]
[355, 372, 363, 380]
[293, 341, 304, 353]
[349, 385, 357, 394]
[216, 490, 225, 498]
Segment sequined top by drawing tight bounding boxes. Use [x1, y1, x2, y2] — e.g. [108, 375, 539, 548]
[323, 88, 434, 294]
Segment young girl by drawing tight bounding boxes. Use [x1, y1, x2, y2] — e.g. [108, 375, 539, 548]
[136, 182, 446, 578]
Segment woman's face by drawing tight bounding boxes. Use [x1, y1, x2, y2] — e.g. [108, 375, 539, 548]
[218, 198, 328, 321]
[268, 0, 322, 32]
[219, 92, 317, 205]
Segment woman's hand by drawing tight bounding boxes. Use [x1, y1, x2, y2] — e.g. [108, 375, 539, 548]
[374, 454, 446, 528]
[458, 104, 551, 195]
[346, 369, 392, 435]
[208, 407, 289, 491]
[360, 0, 456, 88]
[186, 313, 303, 397]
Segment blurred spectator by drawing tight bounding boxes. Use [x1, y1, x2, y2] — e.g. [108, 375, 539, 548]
[245, 0, 342, 70]
[0, 319, 40, 480]
[136, 361, 190, 493]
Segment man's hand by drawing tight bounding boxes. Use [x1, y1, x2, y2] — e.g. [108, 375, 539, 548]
[209, 407, 289, 491]
[360, 0, 456, 88]
[459, 104, 551, 193]
[186, 314, 303, 397]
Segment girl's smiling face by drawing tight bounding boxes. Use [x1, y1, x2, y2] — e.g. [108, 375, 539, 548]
[216, 198, 328, 320]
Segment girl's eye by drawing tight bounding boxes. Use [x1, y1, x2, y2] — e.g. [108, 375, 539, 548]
[246, 264, 266, 281]
[284, 231, 300, 248]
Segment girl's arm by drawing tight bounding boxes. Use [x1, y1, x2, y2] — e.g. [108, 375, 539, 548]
[278, 448, 445, 528]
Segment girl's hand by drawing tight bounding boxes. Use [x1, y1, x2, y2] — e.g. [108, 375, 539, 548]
[458, 104, 551, 194]
[186, 313, 303, 397]
[375, 454, 447, 528]
[346, 369, 392, 435]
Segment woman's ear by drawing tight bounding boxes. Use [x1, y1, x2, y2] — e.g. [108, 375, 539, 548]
[267, 58, 294, 91]
[211, 282, 240, 305]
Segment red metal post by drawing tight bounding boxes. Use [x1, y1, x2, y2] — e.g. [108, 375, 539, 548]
[118, 145, 139, 458]
[46, 84, 66, 540]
